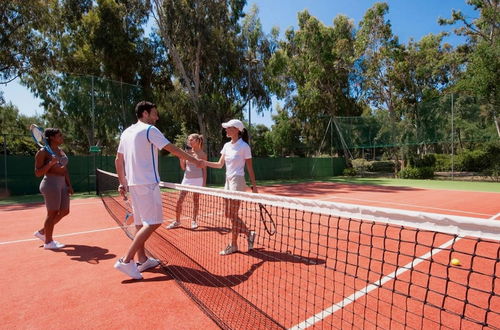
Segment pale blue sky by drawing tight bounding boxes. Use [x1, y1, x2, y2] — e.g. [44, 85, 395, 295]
[2, 0, 477, 127]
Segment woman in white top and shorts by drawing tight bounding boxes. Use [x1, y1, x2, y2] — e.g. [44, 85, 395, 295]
[166, 134, 207, 229]
[204, 119, 258, 255]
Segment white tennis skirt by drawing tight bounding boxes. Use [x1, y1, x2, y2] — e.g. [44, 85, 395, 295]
[181, 176, 203, 187]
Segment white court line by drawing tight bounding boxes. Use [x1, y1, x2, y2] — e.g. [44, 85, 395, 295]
[288, 213, 498, 329]
[0, 226, 125, 246]
[316, 195, 493, 218]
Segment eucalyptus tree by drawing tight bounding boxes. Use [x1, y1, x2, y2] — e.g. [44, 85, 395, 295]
[267, 10, 360, 154]
[439, 0, 499, 137]
[152, 0, 274, 156]
[354, 2, 403, 119]
[0, 103, 40, 155]
[353, 2, 407, 169]
[395, 33, 455, 154]
[16, 0, 159, 154]
[269, 106, 306, 157]
[0, 1, 49, 84]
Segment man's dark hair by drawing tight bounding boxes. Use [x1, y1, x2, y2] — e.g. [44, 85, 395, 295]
[135, 101, 157, 118]
[44, 128, 61, 145]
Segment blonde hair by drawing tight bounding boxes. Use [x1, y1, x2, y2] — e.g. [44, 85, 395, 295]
[188, 133, 204, 148]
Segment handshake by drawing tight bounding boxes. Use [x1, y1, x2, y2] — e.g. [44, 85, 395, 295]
[193, 158, 208, 168]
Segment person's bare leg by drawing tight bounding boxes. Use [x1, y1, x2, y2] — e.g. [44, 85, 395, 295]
[122, 224, 161, 263]
[193, 193, 199, 221]
[133, 225, 150, 264]
[175, 191, 187, 223]
[43, 210, 59, 243]
[38, 209, 69, 236]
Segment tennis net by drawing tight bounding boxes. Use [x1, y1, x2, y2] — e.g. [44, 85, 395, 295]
[96, 169, 500, 329]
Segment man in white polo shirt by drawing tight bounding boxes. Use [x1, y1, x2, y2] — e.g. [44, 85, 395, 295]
[114, 101, 203, 280]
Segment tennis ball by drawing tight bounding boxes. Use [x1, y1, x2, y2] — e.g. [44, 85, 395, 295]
[451, 258, 461, 266]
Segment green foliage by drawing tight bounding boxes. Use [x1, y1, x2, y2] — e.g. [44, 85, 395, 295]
[351, 158, 395, 173]
[455, 149, 488, 171]
[370, 160, 395, 172]
[351, 158, 371, 172]
[398, 167, 434, 179]
[343, 168, 357, 176]
[267, 9, 361, 152]
[269, 107, 305, 157]
[249, 124, 273, 157]
[483, 163, 500, 182]
[433, 154, 452, 171]
[409, 154, 436, 168]
[0, 103, 41, 155]
[0, 1, 49, 84]
[154, 0, 275, 157]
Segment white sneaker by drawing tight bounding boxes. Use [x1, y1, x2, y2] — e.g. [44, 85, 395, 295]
[44, 241, 65, 249]
[248, 231, 256, 250]
[114, 258, 143, 280]
[166, 221, 180, 229]
[191, 221, 199, 229]
[220, 244, 238, 256]
[34, 231, 45, 242]
[137, 257, 160, 272]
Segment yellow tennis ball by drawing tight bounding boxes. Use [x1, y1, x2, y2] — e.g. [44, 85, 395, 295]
[451, 258, 461, 266]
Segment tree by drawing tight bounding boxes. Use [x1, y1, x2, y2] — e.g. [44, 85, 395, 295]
[354, 2, 403, 118]
[0, 1, 49, 84]
[16, 0, 162, 154]
[248, 124, 272, 157]
[395, 33, 455, 155]
[439, 0, 500, 137]
[267, 10, 360, 153]
[0, 102, 41, 155]
[269, 106, 305, 157]
[152, 0, 274, 156]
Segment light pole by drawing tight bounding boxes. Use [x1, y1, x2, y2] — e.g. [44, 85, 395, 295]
[245, 56, 259, 134]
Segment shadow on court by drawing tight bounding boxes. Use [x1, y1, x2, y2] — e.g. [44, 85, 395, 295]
[165, 225, 231, 235]
[247, 248, 326, 266]
[122, 260, 266, 286]
[50, 244, 116, 264]
[122, 248, 324, 285]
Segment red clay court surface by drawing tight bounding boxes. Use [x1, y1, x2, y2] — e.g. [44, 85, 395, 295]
[1, 182, 499, 329]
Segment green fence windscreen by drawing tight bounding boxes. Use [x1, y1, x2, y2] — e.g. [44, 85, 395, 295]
[0, 156, 345, 196]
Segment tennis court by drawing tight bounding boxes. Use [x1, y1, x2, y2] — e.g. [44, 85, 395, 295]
[95, 171, 500, 329]
[2, 175, 499, 329]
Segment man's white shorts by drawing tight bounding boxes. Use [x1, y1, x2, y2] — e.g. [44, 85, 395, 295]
[181, 177, 203, 187]
[129, 184, 163, 225]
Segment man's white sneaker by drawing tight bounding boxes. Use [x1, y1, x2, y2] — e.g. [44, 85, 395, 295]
[34, 231, 45, 242]
[44, 241, 65, 249]
[220, 244, 238, 256]
[114, 258, 143, 280]
[191, 221, 199, 229]
[166, 221, 180, 229]
[248, 231, 256, 250]
[137, 257, 160, 272]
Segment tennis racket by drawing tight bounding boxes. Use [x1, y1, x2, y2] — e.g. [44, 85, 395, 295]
[29, 124, 56, 157]
[123, 195, 134, 225]
[258, 203, 276, 236]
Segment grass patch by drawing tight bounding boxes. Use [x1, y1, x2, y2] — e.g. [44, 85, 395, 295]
[0, 192, 97, 205]
[270, 176, 500, 193]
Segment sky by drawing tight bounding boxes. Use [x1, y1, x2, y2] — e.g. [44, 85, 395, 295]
[1, 0, 477, 127]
